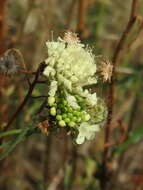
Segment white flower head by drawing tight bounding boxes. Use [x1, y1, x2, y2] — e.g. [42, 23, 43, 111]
[76, 122, 100, 144]
[43, 66, 55, 77]
[66, 95, 80, 109]
[42, 32, 107, 144]
[46, 41, 65, 57]
[48, 81, 58, 97]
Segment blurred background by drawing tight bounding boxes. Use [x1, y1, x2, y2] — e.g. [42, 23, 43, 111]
[0, 0, 143, 190]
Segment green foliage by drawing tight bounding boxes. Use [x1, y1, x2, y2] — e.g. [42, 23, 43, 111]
[113, 125, 143, 156]
[0, 127, 39, 160]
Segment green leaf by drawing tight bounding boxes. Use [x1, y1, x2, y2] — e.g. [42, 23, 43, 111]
[0, 128, 28, 160]
[0, 129, 23, 138]
[0, 141, 11, 149]
[114, 126, 143, 155]
[36, 182, 46, 190]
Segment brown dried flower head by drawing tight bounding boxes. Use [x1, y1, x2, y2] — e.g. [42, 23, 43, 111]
[37, 120, 50, 135]
[0, 48, 25, 76]
[63, 31, 80, 44]
[97, 59, 113, 82]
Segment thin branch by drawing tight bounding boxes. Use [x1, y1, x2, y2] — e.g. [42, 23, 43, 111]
[101, 0, 140, 189]
[131, 0, 140, 18]
[77, 0, 88, 39]
[31, 95, 48, 99]
[65, 0, 77, 29]
[37, 80, 49, 84]
[6, 48, 32, 86]
[4, 63, 45, 131]
[128, 18, 143, 51]
[19, 69, 36, 75]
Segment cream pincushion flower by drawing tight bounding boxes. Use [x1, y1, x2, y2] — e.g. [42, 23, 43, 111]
[76, 123, 100, 144]
[43, 32, 107, 144]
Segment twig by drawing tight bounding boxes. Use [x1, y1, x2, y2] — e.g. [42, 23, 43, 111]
[5, 48, 32, 86]
[103, 0, 138, 163]
[101, 0, 139, 189]
[77, 0, 88, 39]
[31, 95, 48, 99]
[4, 63, 45, 131]
[116, 67, 134, 74]
[19, 69, 36, 75]
[37, 80, 49, 84]
[66, 0, 77, 29]
[0, 0, 7, 54]
[128, 18, 143, 51]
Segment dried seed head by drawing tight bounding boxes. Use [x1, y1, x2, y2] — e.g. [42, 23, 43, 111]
[63, 31, 80, 44]
[37, 120, 50, 135]
[97, 59, 113, 82]
[0, 49, 21, 75]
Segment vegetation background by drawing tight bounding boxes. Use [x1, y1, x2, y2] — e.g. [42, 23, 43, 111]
[0, 0, 143, 190]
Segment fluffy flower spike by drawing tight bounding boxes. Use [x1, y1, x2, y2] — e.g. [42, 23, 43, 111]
[43, 32, 107, 144]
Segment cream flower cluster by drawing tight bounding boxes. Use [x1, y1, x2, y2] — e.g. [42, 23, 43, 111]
[43, 32, 107, 144]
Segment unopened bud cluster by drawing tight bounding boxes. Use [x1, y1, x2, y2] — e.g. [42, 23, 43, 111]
[48, 94, 91, 129]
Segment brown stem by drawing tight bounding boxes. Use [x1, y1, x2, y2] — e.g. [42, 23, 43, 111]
[101, 0, 140, 189]
[4, 63, 45, 131]
[103, 0, 137, 164]
[128, 18, 143, 51]
[0, 0, 7, 55]
[66, 0, 77, 29]
[77, 0, 88, 39]
[19, 69, 36, 75]
[31, 95, 48, 99]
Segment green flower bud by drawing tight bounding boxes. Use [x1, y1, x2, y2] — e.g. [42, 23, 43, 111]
[72, 116, 77, 122]
[56, 115, 62, 121]
[57, 109, 61, 114]
[62, 99, 68, 106]
[68, 121, 76, 127]
[63, 107, 68, 112]
[67, 113, 73, 119]
[83, 114, 91, 121]
[77, 117, 81, 122]
[50, 107, 56, 116]
[59, 120, 66, 127]
[67, 107, 73, 112]
[62, 114, 67, 119]
[53, 103, 57, 108]
[58, 103, 64, 109]
[76, 107, 81, 111]
[64, 118, 70, 123]
[48, 97, 55, 106]
[73, 111, 80, 116]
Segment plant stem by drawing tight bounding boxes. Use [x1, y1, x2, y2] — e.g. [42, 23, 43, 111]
[0, 129, 23, 138]
[101, 0, 140, 189]
[4, 63, 45, 131]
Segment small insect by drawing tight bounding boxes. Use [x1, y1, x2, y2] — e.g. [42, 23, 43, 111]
[37, 120, 50, 135]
